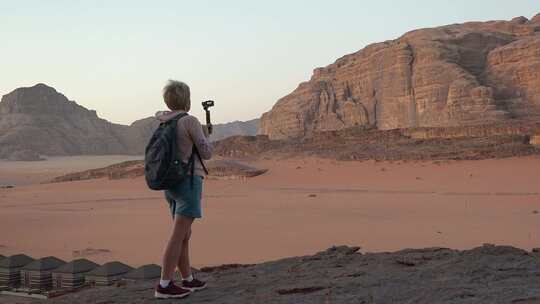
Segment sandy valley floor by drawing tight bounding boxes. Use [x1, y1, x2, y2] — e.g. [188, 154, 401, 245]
[0, 155, 143, 186]
[0, 156, 539, 268]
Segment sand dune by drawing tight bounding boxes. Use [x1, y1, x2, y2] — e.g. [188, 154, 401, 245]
[1, 156, 539, 268]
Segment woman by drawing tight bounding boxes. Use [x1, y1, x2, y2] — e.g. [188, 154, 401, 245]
[154, 80, 212, 299]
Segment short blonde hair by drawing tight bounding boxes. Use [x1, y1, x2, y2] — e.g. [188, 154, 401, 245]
[163, 80, 191, 111]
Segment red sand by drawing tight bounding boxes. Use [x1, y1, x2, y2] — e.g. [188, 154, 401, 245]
[1, 156, 539, 267]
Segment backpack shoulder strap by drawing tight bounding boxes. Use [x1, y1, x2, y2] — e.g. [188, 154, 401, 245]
[187, 144, 208, 188]
[181, 114, 209, 175]
[192, 145, 209, 175]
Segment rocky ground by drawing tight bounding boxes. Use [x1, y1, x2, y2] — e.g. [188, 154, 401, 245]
[16, 245, 538, 304]
[213, 123, 540, 161]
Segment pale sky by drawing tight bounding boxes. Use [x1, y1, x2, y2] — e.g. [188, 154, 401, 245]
[1, 0, 539, 125]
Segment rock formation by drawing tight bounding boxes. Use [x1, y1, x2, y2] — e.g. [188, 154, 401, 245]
[204, 159, 268, 180]
[0, 84, 259, 159]
[41, 244, 540, 304]
[47, 159, 268, 183]
[213, 123, 540, 161]
[0, 84, 138, 158]
[260, 14, 540, 139]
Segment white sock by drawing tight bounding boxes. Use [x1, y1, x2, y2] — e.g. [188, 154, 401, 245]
[159, 279, 171, 288]
[183, 274, 194, 282]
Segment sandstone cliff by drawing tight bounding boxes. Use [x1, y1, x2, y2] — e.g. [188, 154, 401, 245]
[260, 14, 540, 139]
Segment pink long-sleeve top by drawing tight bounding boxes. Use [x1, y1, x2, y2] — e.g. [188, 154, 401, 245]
[155, 110, 212, 177]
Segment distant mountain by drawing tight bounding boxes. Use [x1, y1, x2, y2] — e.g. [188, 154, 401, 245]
[0, 84, 259, 160]
[131, 117, 259, 141]
[209, 119, 259, 142]
[127, 116, 259, 143]
[0, 84, 137, 159]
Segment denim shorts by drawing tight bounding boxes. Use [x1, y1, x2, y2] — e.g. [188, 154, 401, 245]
[164, 175, 203, 219]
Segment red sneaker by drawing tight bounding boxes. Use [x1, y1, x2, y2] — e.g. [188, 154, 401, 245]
[154, 281, 191, 299]
[181, 277, 207, 292]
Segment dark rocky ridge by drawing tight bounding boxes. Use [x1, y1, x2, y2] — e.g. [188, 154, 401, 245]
[213, 122, 540, 161]
[0, 84, 258, 160]
[46, 159, 268, 183]
[24, 244, 540, 304]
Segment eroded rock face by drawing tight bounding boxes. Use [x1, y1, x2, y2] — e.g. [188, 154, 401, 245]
[260, 14, 540, 139]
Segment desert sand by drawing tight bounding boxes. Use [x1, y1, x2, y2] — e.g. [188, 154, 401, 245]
[0, 156, 539, 268]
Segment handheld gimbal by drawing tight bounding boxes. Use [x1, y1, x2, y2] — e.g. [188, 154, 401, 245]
[202, 100, 214, 134]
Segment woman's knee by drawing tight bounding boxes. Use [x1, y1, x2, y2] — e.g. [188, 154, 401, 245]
[171, 216, 193, 238]
[183, 229, 192, 244]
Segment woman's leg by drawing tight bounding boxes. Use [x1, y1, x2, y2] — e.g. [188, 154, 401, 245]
[160, 215, 194, 280]
[177, 227, 192, 278]
[176, 225, 207, 291]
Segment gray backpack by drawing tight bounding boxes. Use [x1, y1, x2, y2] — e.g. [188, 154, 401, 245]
[144, 113, 206, 190]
